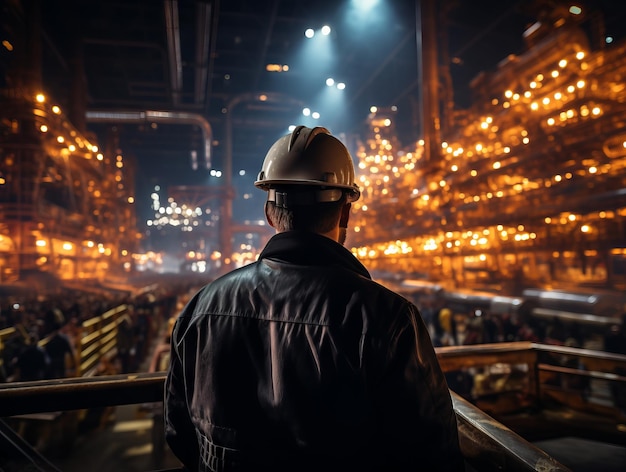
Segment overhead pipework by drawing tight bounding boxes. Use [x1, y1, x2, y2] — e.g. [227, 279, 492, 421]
[85, 110, 213, 170]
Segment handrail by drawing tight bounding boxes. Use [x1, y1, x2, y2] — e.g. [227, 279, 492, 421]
[0, 372, 571, 471]
[452, 392, 571, 471]
[4, 341, 624, 471]
[0, 373, 164, 417]
[538, 363, 626, 383]
[532, 341, 626, 365]
[77, 304, 130, 376]
[436, 341, 626, 452]
[435, 340, 535, 357]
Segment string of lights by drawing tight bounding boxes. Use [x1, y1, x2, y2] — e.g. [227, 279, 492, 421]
[349, 22, 626, 289]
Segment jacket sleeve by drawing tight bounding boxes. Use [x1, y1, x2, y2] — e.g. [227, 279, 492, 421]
[164, 307, 200, 471]
[376, 302, 465, 471]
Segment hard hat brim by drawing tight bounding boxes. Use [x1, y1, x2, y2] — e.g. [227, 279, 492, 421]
[254, 179, 360, 202]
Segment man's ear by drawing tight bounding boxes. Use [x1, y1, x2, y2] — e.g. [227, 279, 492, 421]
[339, 203, 351, 228]
[264, 201, 275, 228]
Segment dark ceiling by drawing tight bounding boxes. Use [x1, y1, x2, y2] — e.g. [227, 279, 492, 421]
[3, 0, 626, 223]
[37, 0, 434, 172]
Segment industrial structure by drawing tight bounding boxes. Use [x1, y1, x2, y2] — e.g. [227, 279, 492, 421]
[1, 2, 626, 471]
[350, 8, 626, 292]
[1, 1, 625, 288]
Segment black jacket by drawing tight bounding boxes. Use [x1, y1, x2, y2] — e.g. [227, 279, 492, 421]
[165, 231, 463, 471]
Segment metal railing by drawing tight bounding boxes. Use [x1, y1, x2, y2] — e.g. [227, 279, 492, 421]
[0, 304, 132, 379]
[434, 341, 626, 460]
[0, 371, 572, 472]
[3, 340, 625, 471]
[451, 391, 569, 471]
[77, 304, 130, 376]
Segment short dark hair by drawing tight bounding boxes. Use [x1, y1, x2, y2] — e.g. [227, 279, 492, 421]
[266, 192, 345, 233]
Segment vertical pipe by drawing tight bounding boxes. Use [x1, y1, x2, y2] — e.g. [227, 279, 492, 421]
[416, 0, 441, 164]
[164, 0, 182, 105]
[222, 93, 304, 273]
[194, 1, 212, 104]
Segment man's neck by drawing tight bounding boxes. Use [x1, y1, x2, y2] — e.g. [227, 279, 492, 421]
[275, 227, 342, 244]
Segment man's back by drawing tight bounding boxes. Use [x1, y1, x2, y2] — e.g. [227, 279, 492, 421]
[166, 231, 462, 471]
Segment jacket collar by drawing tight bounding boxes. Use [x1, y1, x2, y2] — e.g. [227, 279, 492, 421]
[259, 231, 371, 279]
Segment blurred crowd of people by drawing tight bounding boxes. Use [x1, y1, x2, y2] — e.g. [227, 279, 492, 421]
[2, 276, 624, 417]
[417, 296, 613, 350]
[0, 289, 129, 383]
[415, 294, 626, 412]
[0, 280, 197, 384]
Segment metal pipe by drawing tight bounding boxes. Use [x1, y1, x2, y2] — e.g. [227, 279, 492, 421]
[164, 0, 183, 105]
[204, 0, 221, 113]
[417, 0, 441, 164]
[85, 110, 213, 169]
[222, 92, 305, 272]
[194, 0, 212, 104]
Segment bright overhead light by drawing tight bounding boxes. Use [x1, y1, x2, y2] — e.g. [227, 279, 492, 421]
[312, 112, 320, 119]
[353, 0, 379, 11]
[305, 28, 315, 38]
[302, 108, 311, 116]
[336, 82, 346, 90]
[326, 78, 335, 86]
[321, 25, 331, 35]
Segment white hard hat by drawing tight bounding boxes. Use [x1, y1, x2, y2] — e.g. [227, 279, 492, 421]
[255, 126, 361, 206]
